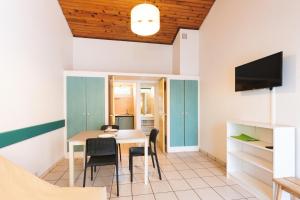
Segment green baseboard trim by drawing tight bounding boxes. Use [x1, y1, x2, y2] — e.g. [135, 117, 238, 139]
[0, 120, 65, 148]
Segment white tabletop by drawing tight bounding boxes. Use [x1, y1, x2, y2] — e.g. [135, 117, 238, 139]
[68, 129, 146, 144]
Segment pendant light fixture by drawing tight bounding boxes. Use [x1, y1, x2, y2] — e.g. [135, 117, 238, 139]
[131, 1, 160, 36]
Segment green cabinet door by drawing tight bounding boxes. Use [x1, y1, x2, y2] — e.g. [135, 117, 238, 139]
[66, 77, 86, 139]
[86, 77, 105, 130]
[184, 80, 198, 146]
[170, 80, 185, 147]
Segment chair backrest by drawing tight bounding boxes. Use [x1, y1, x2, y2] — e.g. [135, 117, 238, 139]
[85, 138, 117, 157]
[100, 125, 120, 130]
[149, 128, 159, 146]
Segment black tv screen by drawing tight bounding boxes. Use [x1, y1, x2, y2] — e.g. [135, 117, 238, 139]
[235, 52, 282, 92]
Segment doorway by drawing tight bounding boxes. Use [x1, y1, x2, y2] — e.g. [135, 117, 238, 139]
[109, 75, 167, 152]
[109, 77, 136, 129]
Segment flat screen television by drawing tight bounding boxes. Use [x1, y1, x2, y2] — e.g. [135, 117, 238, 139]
[235, 52, 282, 92]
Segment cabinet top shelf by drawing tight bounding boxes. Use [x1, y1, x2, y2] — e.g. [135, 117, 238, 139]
[227, 120, 294, 129]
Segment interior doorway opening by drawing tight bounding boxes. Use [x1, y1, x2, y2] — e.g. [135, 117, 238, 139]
[108, 75, 167, 152]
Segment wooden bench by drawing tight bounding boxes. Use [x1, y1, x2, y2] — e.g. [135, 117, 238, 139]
[273, 177, 300, 200]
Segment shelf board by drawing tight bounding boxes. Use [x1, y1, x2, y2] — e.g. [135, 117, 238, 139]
[228, 137, 273, 153]
[229, 151, 273, 173]
[229, 171, 272, 200]
[227, 120, 292, 129]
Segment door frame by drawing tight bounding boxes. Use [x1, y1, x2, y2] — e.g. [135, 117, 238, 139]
[157, 78, 166, 153]
[166, 76, 200, 153]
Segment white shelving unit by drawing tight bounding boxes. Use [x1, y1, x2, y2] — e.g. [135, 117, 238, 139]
[227, 120, 295, 200]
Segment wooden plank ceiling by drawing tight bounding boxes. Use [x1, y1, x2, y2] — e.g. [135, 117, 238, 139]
[59, 0, 215, 44]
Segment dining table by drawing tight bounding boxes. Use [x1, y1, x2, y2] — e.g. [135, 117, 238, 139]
[68, 129, 148, 186]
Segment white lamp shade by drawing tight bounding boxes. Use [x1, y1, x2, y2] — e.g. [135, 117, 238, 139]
[131, 3, 160, 36]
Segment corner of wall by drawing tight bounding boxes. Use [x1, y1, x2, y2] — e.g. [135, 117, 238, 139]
[172, 29, 199, 76]
[172, 30, 181, 75]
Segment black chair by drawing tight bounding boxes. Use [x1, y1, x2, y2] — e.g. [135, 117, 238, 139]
[83, 138, 119, 196]
[100, 125, 122, 161]
[129, 128, 162, 182]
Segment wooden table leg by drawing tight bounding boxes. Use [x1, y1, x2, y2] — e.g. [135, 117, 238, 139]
[69, 142, 75, 187]
[274, 184, 282, 200]
[144, 139, 148, 185]
[277, 186, 282, 200]
[274, 183, 278, 200]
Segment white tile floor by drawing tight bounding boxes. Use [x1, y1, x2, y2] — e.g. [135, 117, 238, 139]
[42, 145, 260, 200]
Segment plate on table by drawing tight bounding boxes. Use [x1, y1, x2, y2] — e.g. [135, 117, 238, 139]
[98, 133, 116, 138]
[104, 128, 118, 132]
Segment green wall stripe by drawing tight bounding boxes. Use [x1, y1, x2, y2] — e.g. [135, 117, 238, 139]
[0, 120, 65, 148]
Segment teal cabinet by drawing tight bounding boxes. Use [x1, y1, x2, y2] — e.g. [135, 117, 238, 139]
[170, 79, 198, 147]
[67, 77, 86, 139]
[86, 77, 105, 130]
[184, 80, 198, 146]
[170, 80, 185, 147]
[67, 76, 105, 139]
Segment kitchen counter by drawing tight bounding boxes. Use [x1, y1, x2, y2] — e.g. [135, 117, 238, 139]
[115, 114, 134, 117]
[115, 115, 134, 129]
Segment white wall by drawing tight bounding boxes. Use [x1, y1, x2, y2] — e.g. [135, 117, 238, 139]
[73, 38, 173, 74]
[180, 29, 199, 76]
[0, 0, 73, 175]
[172, 29, 199, 75]
[199, 0, 300, 176]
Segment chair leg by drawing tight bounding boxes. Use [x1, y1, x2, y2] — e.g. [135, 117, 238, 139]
[128, 149, 131, 170]
[94, 166, 96, 172]
[150, 151, 155, 168]
[116, 164, 119, 196]
[83, 167, 87, 187]
[154, 153, 162, 180]
[119, 144, 122, 161]
[128, 155, 131, 171]
[91, 166, 93, 181]
[129, 154, 133, 182]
